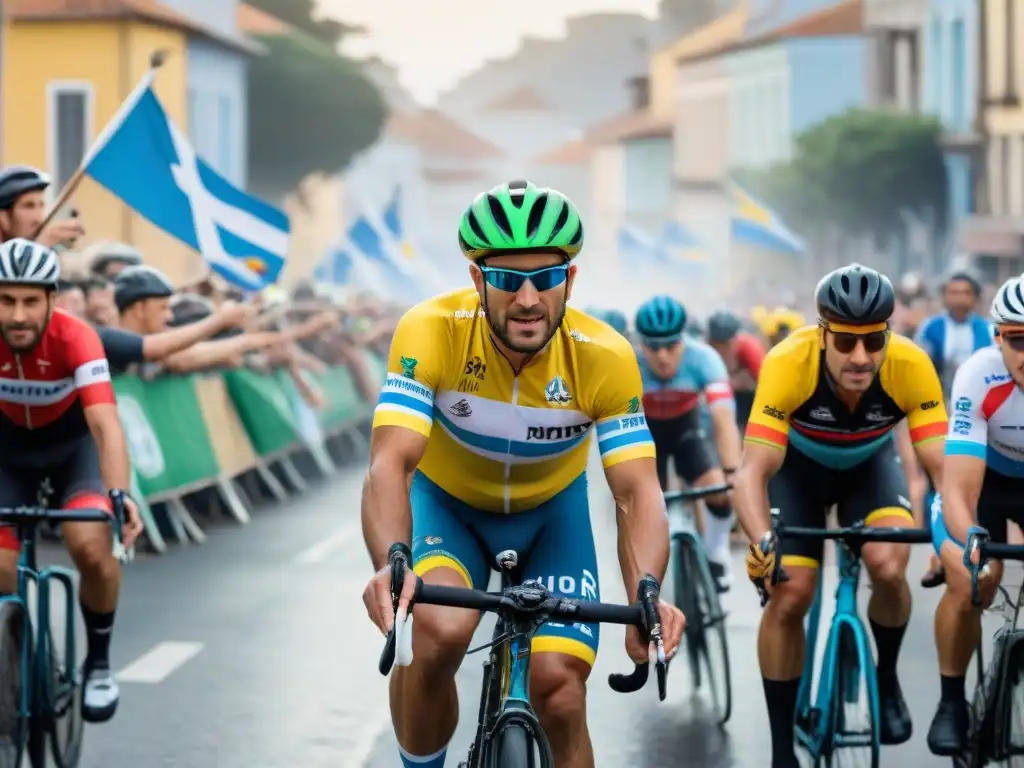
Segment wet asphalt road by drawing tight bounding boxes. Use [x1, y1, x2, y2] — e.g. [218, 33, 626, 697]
[41, 457, 1003, 767]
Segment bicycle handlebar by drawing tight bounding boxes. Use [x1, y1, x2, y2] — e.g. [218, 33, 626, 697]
[663, 483, 732, 505]
[378, 548, 668, 701]
[757, 508, 931, 606]
[0, 506, 112, 524]
[963, 527, 1024, 607]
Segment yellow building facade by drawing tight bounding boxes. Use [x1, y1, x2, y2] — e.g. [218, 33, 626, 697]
[1, 11, 207, 286]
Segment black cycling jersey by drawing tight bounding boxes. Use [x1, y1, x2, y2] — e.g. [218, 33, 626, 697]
[96, 326, 145, 374]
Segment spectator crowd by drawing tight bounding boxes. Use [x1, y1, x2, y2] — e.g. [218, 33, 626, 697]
[0, 165, 404, 417]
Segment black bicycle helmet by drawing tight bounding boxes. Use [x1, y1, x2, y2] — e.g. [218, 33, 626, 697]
[816, 263, 895, 325]
[0, 166, 50, 210]
[707, 310, 742, 342]
[114, 265, 174, 312]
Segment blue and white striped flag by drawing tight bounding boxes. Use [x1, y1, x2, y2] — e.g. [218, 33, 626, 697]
[83, 71, 290, 290]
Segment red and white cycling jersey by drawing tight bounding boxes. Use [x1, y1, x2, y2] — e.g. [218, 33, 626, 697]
[0, 309, 114, 453]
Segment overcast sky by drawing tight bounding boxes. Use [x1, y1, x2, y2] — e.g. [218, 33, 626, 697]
[319, 0, 658, 104]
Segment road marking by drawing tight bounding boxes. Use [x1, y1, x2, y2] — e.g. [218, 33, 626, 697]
[293, 526, 358, 564]
[116, 641, 204, 684]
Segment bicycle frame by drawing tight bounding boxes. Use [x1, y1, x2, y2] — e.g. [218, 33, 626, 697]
[795, 541, 880, 757]
[8, 523, 79, 739]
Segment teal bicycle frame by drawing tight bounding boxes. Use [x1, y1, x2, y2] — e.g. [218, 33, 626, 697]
[795, 540, 881, 760]
[0, 505, 118, 768]
[763, 511, 931, 766]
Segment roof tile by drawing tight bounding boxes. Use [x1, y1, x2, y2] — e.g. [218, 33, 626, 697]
[237, 4, 291, 35]
[678, 0, 863, 65]
[8, 0, 262, 55]
[481, 86, 553, 113]
[387, 109, 503, 159]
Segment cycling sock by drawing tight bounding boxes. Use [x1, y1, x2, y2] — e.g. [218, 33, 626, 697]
[703, 503, 734, 563]
[763, 677, 800, 763]
[399, 743, 447, 767]
[80, 600, 115, 667]
[869, 618, 906, 681]
[940, 674, 966, 702]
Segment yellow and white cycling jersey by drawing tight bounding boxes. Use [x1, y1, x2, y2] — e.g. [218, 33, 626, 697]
[372, 289, 656, 513]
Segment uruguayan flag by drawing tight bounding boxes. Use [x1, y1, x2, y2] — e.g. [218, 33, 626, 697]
[83, 71, 289, 290]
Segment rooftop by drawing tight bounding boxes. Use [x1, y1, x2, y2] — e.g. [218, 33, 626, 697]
[9, 0, 262, 55]
[677, 0, 864, 65]
[387, 109, 504, 159]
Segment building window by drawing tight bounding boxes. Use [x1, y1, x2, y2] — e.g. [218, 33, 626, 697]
[47, 82, 93, 193]
[951, 18, 966, 128]
[218, 95, 232, 179]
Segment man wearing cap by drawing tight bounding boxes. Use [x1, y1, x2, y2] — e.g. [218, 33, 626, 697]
[86, 241, 143, 281]
[0, 165, 84, 246]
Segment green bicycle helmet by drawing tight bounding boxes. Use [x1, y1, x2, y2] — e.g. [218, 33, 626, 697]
[458, 179, 584, 262]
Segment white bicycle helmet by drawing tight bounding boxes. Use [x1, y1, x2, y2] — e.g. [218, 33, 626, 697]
[991, 276, 1024, 325]
[0, 238, 60, 288]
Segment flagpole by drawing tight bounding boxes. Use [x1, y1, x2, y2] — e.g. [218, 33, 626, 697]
[32, 49, 169, 240]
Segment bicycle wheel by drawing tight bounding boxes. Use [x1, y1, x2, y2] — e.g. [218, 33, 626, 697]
[676, 534, 732, 724]
[827, 622, 879, 768]
[44, 626, 83, 768]
[0, 601, 27, 768]
[492, 724, 531, 768]
[672, 534, 704, 690]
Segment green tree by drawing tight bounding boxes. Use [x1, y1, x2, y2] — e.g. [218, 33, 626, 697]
[246, 12, 386, 201]
[733, 108, 948, 249]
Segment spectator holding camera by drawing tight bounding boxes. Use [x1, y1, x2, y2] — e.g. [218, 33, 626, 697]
[0, 166, 86, 247]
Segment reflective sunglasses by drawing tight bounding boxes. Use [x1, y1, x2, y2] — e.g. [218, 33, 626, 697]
[829, 330, 888, 354]
[1002, 332, 1024, 351]
[640, 335, 682, 351]
[479, 265, 569, 293]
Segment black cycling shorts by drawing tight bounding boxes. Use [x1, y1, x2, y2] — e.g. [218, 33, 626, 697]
[0, 435, 108, 551]
[769, 438, 913, 566]
[648, 412, 716, 491]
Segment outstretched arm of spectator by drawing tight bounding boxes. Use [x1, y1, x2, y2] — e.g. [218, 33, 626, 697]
[162, 330, 283, 373]
[287, 363, 326, 410]
[144, 301, 253, 361]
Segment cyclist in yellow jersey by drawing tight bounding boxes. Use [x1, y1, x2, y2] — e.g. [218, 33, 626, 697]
[735, 264, 946, 768]
[359, 180, 684, 768]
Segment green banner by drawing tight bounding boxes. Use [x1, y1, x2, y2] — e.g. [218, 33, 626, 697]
[113, 375, 219, 497]
[223, 369, 297, 456]
[315, 365, 372, 429]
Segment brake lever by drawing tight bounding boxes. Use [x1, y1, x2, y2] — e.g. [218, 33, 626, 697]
[963, 527, 989, 608]
[638, 574, 668, 701]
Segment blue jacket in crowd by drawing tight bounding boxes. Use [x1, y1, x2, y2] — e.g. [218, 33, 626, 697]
[913, 311, 993, 382]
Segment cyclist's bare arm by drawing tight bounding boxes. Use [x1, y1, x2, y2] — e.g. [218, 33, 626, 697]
[605, 457, 669, 591]
[362, 427, 427, 570]
[83, 403, 132, 492]
[733, 443, 785, 543]
[941, 455, 984, 545]
[913, 436, 944, 492]
[709, 404, 742, 469]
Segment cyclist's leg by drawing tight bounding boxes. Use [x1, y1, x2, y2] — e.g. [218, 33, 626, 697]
[927, 469, 1014, 753]
[512, 473, 598, 768]
[52, 436, 121, 722]
[836, 439, 914, 744]
[761, 448, 829, 768]
[392, 471, 489, 768]
[673, 422, 733, 590]
[0, 461, 35, 593]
